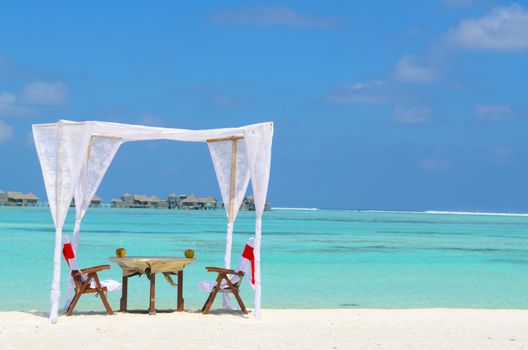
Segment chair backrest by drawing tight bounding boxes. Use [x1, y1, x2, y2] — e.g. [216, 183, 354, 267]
[62, 235, 79, 270]
[230, 237, 255, 287]
[62, 235, 84, 287]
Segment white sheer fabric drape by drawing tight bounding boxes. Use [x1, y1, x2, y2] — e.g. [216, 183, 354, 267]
[244, 123, 273, 319]
[208, 139, 250, 308]
[33, 121, 94, 322]
[63, 136, 122, 310]
[208, 139, 250, 267]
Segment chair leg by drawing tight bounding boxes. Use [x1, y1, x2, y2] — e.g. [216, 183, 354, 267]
[201, 293, 213, 312]
[231, 289, 248, 314]
[66, 292, 82, 316]
[93, 273, 113, 315]
[202, 274, 223, 314]
[225, 278, 248, 314]
[66, 275, 93, 316]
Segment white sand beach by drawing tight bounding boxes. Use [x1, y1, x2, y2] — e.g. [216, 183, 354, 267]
[2, 309, 528, 350]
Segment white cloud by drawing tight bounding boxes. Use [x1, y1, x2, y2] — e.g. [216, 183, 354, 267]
[0, 121, 13, 143]
[393, 106, 433, 124]
[21, 81, 68, 105]
[0, 92, 33, 117]
[0, 92, 16, 110]
[395, 55, 438, 83]
[490, 146, 513, 165]
[476, 104, 518, 121]
[326, 80, 385, 104]
[445, 3, 528, 50]
[420, 158, 451, 172]
[212, 5, 337, 28]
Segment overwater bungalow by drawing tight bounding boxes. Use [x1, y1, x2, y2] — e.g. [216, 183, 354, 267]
[179, 195, 218, 210]
[0, 191, 39, 206]
[0, 190, 6, 206]
[111, 193, 168, 209]
[70, 195, 103, 208]
[91, 195, 103, 207]
[133, 194, 160, 207]
[168, 193, 187, 209]
[240, 195, 271, 211]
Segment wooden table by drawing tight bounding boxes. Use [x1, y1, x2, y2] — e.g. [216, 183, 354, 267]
[108, 256, 196, 315]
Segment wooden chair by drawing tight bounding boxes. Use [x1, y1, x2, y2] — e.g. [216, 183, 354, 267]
[63, 235, 117, 316]
[201, 266, 248, 314]
[66, 264, 114, 316]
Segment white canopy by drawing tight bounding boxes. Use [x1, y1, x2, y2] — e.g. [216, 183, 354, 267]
[32, 120, 273, 322]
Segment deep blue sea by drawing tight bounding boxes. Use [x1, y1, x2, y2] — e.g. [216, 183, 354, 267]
[1, 206, 528, 312]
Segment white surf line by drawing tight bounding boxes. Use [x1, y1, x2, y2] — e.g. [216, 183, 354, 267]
[425, 210, 528, 217]
[272, 207, 319, 211]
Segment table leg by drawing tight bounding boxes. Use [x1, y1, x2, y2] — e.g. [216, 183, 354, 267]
[177, 270, 184, 311]
[149, 272, 156, 315]
[120, 275, 128, 312]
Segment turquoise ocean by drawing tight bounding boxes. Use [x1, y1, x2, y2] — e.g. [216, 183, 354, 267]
[1, 206, 528, 312]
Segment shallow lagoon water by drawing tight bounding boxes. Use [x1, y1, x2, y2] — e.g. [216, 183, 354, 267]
[1, 207, 528, 312]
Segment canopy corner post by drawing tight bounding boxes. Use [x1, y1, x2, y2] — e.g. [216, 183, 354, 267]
[253, 217, 262, 320]
[207, 135, 240, 271]
[49, 226, 63, 322]
[222, 137, 238, 309]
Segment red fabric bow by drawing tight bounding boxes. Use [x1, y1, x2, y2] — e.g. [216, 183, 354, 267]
[62, 242, 75, 267]
[242, 243, 255, 285]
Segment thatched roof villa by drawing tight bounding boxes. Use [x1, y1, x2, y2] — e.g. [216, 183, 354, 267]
[178, 194, 218, 210]
[0, 190, 39, 206]
[111, 193, 168, 208]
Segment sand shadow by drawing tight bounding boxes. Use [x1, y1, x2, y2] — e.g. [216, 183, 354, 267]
[188, 308, 252, 319]
[21, 308, 251, 319]
[118, 309, 183, 315]
[22, 310, 50, 319]
[22, 310, 115, 319]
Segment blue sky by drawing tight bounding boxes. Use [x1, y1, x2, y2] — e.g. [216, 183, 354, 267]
[0, 1, 527, 211]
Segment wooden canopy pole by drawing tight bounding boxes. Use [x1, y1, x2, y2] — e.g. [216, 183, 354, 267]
[205, 135, 241, 222]
[207, 136, 239, 282]
[207, 135, 244, 143]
